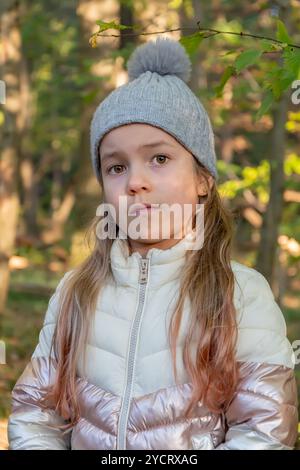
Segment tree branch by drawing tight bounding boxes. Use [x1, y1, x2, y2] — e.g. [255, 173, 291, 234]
[91, 23, 300, 49]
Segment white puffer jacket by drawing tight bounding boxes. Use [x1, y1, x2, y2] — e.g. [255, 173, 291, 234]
[7, 233, 298, 450]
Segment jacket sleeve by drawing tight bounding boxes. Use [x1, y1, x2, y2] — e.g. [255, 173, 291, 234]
[215, 267, 299, 450]
[7, 272, 73, 450]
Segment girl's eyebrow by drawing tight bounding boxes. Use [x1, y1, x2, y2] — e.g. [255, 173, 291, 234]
[101, 140, 176, 162]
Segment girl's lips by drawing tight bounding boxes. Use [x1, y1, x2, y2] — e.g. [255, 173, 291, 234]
[129, 204, 160, 216]
[135, 207, 159, 215]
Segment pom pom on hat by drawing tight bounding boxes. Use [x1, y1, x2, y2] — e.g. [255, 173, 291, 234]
[126, 36, 192, 84]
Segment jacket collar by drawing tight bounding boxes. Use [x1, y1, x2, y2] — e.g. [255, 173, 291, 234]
[110, 229, 197, 288]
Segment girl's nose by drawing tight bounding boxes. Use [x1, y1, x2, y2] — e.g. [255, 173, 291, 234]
[126, 170, 151, 194]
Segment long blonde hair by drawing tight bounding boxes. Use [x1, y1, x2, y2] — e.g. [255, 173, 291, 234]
[39, 158, 239, 432]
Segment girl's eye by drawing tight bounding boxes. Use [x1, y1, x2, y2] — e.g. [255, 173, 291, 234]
[107, 165, 125, 175]
[153, 154, 169, 165]
[106, 155, 169, 175]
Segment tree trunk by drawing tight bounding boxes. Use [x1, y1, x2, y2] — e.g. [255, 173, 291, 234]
[255, 1, 290, 300]
[119, 0, 136, 50]
[17, 0, 38, 238]
[0, 0, 21, 313]
[255, 93, 288, 292]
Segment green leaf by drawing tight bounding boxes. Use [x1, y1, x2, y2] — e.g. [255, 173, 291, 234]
[265, 65, 296, 98]
[95, 20, 132, 32]
[283, 47, 300, 75]
[214, 65, 236, 97]
[276, 19, 292, 45]
[234, 49, 262, 73]
[179, 32, 205, 58]
[260, 39, 282, 53]
[268, 69, 282, 99]
[255, 90, 273, 121]
[278, 68, 296, 92]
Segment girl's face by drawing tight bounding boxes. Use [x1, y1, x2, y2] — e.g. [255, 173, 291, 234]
[99, 123, 212, 256]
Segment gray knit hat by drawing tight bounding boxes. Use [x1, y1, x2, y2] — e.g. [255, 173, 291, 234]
[90, 36, 218, 182]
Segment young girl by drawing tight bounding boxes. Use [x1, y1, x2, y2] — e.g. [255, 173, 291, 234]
[8, 37, 298, 450]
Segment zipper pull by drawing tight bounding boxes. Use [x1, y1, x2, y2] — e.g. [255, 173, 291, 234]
[139, 259, 149, 284]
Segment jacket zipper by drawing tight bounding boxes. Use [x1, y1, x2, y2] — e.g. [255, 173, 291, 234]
[116, 256, 150, 450]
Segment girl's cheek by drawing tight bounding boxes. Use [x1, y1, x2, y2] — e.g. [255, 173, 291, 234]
[103, 178, 120, 196]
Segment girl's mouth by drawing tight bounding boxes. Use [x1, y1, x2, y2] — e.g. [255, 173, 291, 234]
[136, 206, 157, 215]
[129, 203, 160, 216]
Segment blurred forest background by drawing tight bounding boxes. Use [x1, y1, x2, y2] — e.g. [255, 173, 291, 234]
[0, 0, 300, 450]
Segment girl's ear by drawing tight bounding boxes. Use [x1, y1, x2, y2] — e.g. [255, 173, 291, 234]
[207, 175, 214, 191]
[197, 175, 214, 196]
